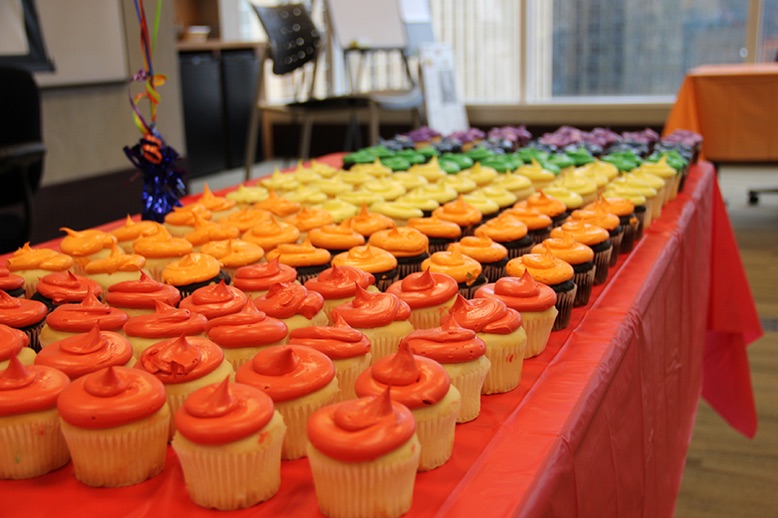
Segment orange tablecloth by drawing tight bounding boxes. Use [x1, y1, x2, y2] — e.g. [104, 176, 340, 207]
[1, 159, 761, 516]
[664, 63, 778, 162]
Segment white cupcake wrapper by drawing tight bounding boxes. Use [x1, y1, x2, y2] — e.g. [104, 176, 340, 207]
[332, 354, 372, 403]
[481, 337, 525, 395]
[573, 267, 595, 307]
[521, 307, 558, 358]
[412, 386, 461, 471]
[445, 357, 491, 423]
[276, 380, 339, 460]
[0, 411, 70, 479]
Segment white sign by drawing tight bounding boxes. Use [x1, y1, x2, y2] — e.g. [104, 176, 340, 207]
[419, 43, 468, 135]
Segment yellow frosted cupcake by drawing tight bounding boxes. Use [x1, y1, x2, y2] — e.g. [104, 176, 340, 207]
[477, 185, 518, 213]
[200, 239, 265, 280]
[339, 190, 385, 207]
[309, 158, 340, 178]
[516, 158, 556, 190]
[624, 170, 666, 217]
[396, 191, 441, 217]
[391, 171, 429, 191]
[460, 162, 498, 187]
[335, 169, 373, 187]
[224, 184, 269, 207]
[440, 174, 478, 195]
[492, 171, 536, 201]
[408, 155, 446, 182]
[284, 186, 328, 205]
[361, 178, 406, 201]
[59, 227, 117, 275]
[348, 158, 392, 178]
[259, 168, 300, 193]
[638, 156, 678, 202]
[5, 244, 74, 298]
[311, 199, 359, 224]
[310, 178, 352, 198]
[409, 182, 458, 205]
[554, 173, 598, 206]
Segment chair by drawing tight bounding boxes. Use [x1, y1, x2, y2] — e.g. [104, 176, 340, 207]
[244, 3, 377, 181]
[0, 66, 45, 253]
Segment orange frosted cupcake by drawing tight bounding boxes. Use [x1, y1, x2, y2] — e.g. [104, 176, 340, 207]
[232, 257, 297, 298]
[287, 206, 334, 239]
[253, 281, 327, 336]
[36, 326, 134, 380]
[355, 342, 460, 471]
[172, 378, 286, 510]
[552, 221, 612, 285]
[499, 207, 553, 245]
[0, 324, 35, 369]
[308, 221, 366, 256]
[586, 198, 639, 254]
[421, 247, 486, 298]
[162, 253, 229, 298]
[183, 213, 240, 252]
[475, 272, 558, 358]
[105, 271, 181, 317]
[58, 227, 117, 275]
[432, 195, 483, 236]
[131, 224, 193, 282]
[194, 184, 239, 221]
[0, 292, 48, 352]
[57, 366, 169, 487]
[506, 251, 576, 330]
[0, 358, 70, 479]
[205, 298, 289, 369]
[0, 266, 25, 298]
[31, 271, 102, 311]
[306, 389, 420, 518]
[514, 191, 568, 227]
[368, 226, 430, 277]
[447, 295, 526, 394]
[567, 207, 624, 266]
[532, 232, 595, 307]
[253, 188, 302, 219]
[304, 264, 377, 321]
[110, 215, 159, 253]
[331, 285, 413, 364]
[5, 243, 74, 297]
[200, 239, 265, 280]
[218, 206, 273, 233]
[241, 218, 300, 252]
[236, 345, 339, 460]
[265, 238, 332, 284]
[135, 335, 235, 440]
[404, 315, 490, 422]
[330, 244, 398, 291]
[179, 280, 248, 321]
[163, 203, 212, 238]
[39, 289, 128, 348]
[347, 203, 395, 238]
[124, 301, 208, 358]
[406, 215, 462, 253]
[83, 244, 147, 292]
[475, 213, 534, 259]
[288, 314, 371, 402]
[385, 268, 459, 330]
[450, 235, 508, 282]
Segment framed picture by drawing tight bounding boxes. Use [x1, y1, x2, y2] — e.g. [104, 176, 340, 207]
[0, 0, 53, 72]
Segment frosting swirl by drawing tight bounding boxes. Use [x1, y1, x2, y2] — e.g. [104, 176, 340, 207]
[0, 266, 24, 293]
[164, 203, 212, 227]
[531, 232, 594, 265]
[475, 271, 557, 312]
[132, 225, 193, 258]
[505, 250, 575, 285]
[199, 239, 265, 269]
[288, 206, 334, 232]
[0, 358, 70, 416]
[451, 236, 508, 263]
[124, 300, 207, 338]
[308, 222, 366, 251]
[83, 244, 145, 274]
[432, 195, 483, 227]
[179, 280, 248, 320]
[446, 294, 523, 334]
[137, 335, 224, 384]
[265, 239, 332, 268]
[368, 226, 429, 258]
[420, 247, 482, 285]
[35, 271, 103, 304]
[218, 207, 272, 233]
[304, 264, 375, 300]
[45, 289, 128, 332]
[205, 298, 288, 348]
[241, 218, 300, 251]
[196, 184, 236, 214]
[330, 244, 398, 274]
[346, 204, 395, 237]
[0, 324, 28, 361]
[105, 271, 181, 310]
[253, 189, 302, 218]
[253, 282, 324, 319]
[403, 315, 486, 363]
[35, 326, 133, 379]
[330, 284, 410, 328]
[407, 216, 462, 239]
[232, 257, 297, 293]
[183, 214, 240, 246]
[287, 314, 371, 359]
[0, 291, 48, 328]
[59, 227, 117, 257]
[568, 208, 621, 232]
[162, 253, 222, 286]
[551, 221, 610, 246]
[475, 214, 529, 242]
[110, 215, 160, 244]
[500, 207, 553, 231]
[585, 198, 635, 218]
[514, 192, 567, 217]
[6, 243, 74, 272]
[386, 269, 458, 309]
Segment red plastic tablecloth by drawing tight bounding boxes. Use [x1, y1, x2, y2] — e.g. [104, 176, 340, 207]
[0, 160, 761, 517]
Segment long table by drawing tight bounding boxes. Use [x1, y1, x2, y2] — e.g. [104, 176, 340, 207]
[664, 63, 778, 162]
[1, 159, 761, 516]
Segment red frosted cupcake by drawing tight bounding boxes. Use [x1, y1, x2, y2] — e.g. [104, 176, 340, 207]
[105, 271, 182, 317]
[0, 323, 35, 369]
[385, 268, 459, 330]
[35, 325, 134, 380]
[124, 300, 208, 358]
[304, 264, 377, 322]
[0, 267, 25, 298]
[232, 257, 298, 298]
[0, 291, 48, 352]
[39, 289, 128, 348]
[205, 298, 289, 369]
[253, 281, 327, 336]
[178, 280, 248, 321]
[30, 271, 103, 312]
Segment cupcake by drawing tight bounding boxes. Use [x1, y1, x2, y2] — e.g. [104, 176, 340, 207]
[182, 213, 240, 252]
[259, 171, 301, 194]
[231, 257, 298, 298]
[310, 178, 353, 198]
[265, 239, 332, 284]
[475, 272, 558, 358]
[0, 358, 70, 479]
[385, 268, 459, 330]
[35, 326, 134, 379]
[601, 184, 650, 240]
[554, 220, 613, 285]
[410, 182, 459, 205]
[637, 156, 678, 202]
[287, 206, 334, 240]
[161, 253, 230, 299]
[608, 176, 659, 231]
[515, 191, 569, 227]
[136, 335, 235, 439]
[555, 173, 598, 205]
[408, 155, 446, 181]
[460, 162, 498, 187]
[532, 232, 595, 307]
[347, 203, 395, 238]
[450, 236, 509, 283]
[406, 216, 462, 254]
[199, 239, 265, 280]
[432, 195, 483, 236]
[505, 251, 577, 331]
[205, 298, 288, 369]
[0, 292, 48, 352]
[0, 324, 35, 369]
[30, 271, 102, 312]
[446, 295, 526, 394]
[499, 207, 553, 245]
[540, 185, 584, 213]
[178, 280, 248, 321]
[330, 244, 398, 291]
[39, 289, 128, 348]
[306, 389, 420, 518]
[236, 345, 339, 460]
[287, 314, 371, 402]
[5, 243, 74, 297]
[311, 199, 359, 224]
[440, 174, 478, 196]
[421, 247, 486, 298]
[217, 207, 272, 233]
[474, 213, 534, 259]
[105, 271, 181, 317]
[478, 185, 519, 213]
[492, 171, 536, 200]
[404, 315, 490, 422]
[110, 215, 160, 253]
[460, 191, 501, 221]
[395, 191, 441, 217]
[57, 366, 169, 487]
[253, 188, 302, 219]
[163, 203, 212, 238]
[308, 221, 366, 257]
[368, 226, 430, 278]
[172, 378, 286, 510]
[83, 244, 147, 292]
[124, 301, 208, 358]
[355, 341, 460, 471]
[361, 178, 407, 201]
[253, 281, 327, 336]
[567, 207, 624, 266]
[241, 218, 300, 253]
[194, 184, 239, 221]
[586, 198, 639, 254]
[330, 285, 413, 364]
[515, 159, 556, 190]
[58, 227, 117, 275]
[624, 170, 666, 218]
[304, 264, 377, 321]
[225, 184, 270, 207]
[0, 266, 25, 298]
[369, 201, 424, 227]
[131, 224, 193, 282]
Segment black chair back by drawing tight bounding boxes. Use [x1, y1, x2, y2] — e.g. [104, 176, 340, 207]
[253, 3, 322, 76]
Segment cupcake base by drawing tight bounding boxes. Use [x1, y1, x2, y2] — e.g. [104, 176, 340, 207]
[294, 264, 331, 285]
[481, 258, 509, 283]
[549, 280, 577, 331]
[411, 385, 461, 471]
[359, 320, 415, 364]
[428, 237, 457, 254]
[441, 356, 492, 423]
[407, 296, 457, 330]
[457, 273, 489, 299]
[478, 327, 527, 394]
[220, 341, 285, 371]
[501, 235, 535, 259]
[591, 240, 613, 285]
[275, 378, 340, 460]
[521, 306, 558, 358]
[618, 214, 639, 253]
[608, 227, 625, 267]
[396, 253, 429, 278]
[572, 261, 596, 307]
[331, 354, 372, 402]
[174, 271, 231, 299]
[0, 408, 70, 479]
[528, 227, 552, 245]
[3, 286, 25, 298]
[373, 267, 399, 292]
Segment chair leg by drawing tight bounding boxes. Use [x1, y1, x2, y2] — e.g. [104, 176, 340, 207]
[300, 115, 314, 160]
[245, 107, 261, 182]
[368, 103, 379, 146]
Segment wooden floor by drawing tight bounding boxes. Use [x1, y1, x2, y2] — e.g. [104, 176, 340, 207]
[675, 165, 778, 517]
